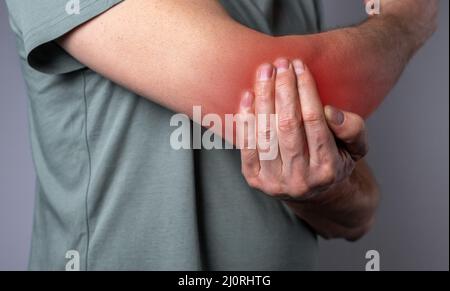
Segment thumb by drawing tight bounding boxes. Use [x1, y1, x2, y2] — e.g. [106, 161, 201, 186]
[324, 105, 369, 161]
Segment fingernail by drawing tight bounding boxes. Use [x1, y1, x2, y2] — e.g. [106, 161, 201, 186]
[241, 91, 254, 108]
[258, 64, 274, 81]
[275, 58, 290, 73]
[325, 106, 345, 125]
[293, 59, 305, 75]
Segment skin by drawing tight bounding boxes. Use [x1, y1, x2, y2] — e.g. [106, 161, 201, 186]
[59, 0, 435, 123]
[240, 59, 378, 240]
[58, 0, 439, 240]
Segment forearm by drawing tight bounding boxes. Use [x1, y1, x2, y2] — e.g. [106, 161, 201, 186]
[171, 15, 420, 119]
[286, 160, 380, 241]
[201, 12, 426, 119]
[276, 13, 422, 118]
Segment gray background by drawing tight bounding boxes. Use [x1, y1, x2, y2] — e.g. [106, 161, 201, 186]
[0, 0, 448, 271]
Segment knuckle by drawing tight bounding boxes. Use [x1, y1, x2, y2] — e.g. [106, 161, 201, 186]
[243, 150, 259, 164]
[288, 182, 310, 199]
[281, 137, 300, 153]
[280, 171, 310, 199]
[258, 127, 273, 142]
[302, 111, 325, 127]
[278, 115, 300, 135]
[244, 176, 260, 190]
[262, 183, 284, 197]
[241, 165, 257, 179]
[311, 132, 331, 152]
[275, 75, 295, 92]
[241, 161, 260, 180]
[321, 164, 337, 186]
[255, 82, 273, 101]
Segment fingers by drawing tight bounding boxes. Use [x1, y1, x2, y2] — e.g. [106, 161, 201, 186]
[293, 59, 337, 166]
[238, 91, 261, 179]
[240, 58, 369, 201]
[325, 106, 369, 161]
[273, 58, 307, 173]
[254, 63, 282, 175]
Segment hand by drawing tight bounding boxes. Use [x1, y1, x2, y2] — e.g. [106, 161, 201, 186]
[238, 59, 368, 201]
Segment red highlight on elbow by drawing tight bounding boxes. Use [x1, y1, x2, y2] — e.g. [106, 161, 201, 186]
[196, 34, 383, 120]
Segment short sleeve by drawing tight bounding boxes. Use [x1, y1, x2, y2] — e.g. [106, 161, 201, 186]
[315, 0, 324, 32]
[5, 0, 123, 74]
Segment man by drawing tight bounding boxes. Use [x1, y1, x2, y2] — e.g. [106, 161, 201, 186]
[5, 0, 437, 270]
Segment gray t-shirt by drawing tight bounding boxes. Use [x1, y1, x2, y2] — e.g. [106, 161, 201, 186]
[6, 0, 322, 271]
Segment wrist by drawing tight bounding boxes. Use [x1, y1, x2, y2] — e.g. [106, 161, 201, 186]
[286, 176, 354, 210]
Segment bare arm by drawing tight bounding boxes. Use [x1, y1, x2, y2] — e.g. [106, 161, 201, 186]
[286, 158, 380, 241]
[58, 0, 435, 131]
[239, 59, 379, 241]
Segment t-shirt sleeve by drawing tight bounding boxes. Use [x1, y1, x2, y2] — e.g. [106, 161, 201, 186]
[5, 0, 123, 74]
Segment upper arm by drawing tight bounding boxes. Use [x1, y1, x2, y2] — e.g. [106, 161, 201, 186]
[58, 0, 277, 118]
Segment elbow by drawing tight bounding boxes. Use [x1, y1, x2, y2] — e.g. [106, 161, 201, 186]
[344, 217, 376, 242]
[319, 219, 373, 241]
[319, 217, 376, 242]
[344, 192, 380, 241]
[321, 188, 380, 242]
[345, 176, 380, 241]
